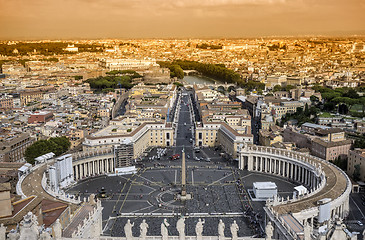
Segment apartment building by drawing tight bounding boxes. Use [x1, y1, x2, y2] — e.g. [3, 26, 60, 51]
[347, 149, 365, 182]
[28, 112, 54, 124]
[99, 58, 158, 71]
[83, 122, 174, 159]
[311, 138, 352, 161]
[0, 133, 35, 162]
[0, 96, 13, 110]
[284, 123, 352, 161]
[20, 91, 44, 106]
[259, 126, 283, 146]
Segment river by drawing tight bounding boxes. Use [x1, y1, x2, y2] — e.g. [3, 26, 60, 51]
[183, 75, 221, 85]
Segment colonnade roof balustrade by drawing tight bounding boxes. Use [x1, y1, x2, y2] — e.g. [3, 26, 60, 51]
[243, 144, 349, 215]
[72, 148, 113, 162]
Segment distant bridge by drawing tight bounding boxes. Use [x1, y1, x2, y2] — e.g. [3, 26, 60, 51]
[183, 70, 199, 75]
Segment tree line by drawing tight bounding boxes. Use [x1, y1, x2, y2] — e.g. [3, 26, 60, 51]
[278, 103, 319, 127]
[158, 60, 241, 82]
[0, 42, 104, 56]
[85, 70, 141, 90]
[158, 60, 265, 92]
[196, 43, 223, 49]
[312, 85, 365, 115]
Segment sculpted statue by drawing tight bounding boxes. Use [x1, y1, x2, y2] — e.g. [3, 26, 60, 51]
[176, 217, 185, 240]
[230, 220, 239, 240]
[195, 218, 205, 240]
[124, 219, 134, 240]
[303, 221, 311, 240]
[53, 219, 62, 240]
[161, 219, 170, 240]
[39, 231, 51, 240]
[218, 219, 225, 240]
[0, 224, 6, 240]
[89, 193, 96, 205]
[265, 222, 273, 240]
[19, 213, 38, 240]
[140, 220, 149, 240]
[7, 230, 19, 240]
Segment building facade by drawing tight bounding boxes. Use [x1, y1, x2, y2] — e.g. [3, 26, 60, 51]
[347, 149, 365, 182]
[0, 133, 34, 162]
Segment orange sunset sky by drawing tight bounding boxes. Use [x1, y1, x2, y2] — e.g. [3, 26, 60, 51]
[0, 0, 364, 39]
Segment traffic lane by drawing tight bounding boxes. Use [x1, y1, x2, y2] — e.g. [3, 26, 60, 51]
[347, 193, 365, 221]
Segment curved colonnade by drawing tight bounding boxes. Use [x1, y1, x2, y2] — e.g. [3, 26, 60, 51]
[72, 148, 114, 181]
[239, 144, 351, 234]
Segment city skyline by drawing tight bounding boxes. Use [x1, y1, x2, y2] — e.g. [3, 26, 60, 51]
[0, 0, 365, 40]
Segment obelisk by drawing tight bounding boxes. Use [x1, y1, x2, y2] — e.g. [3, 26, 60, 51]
[181, 146, 186, 196]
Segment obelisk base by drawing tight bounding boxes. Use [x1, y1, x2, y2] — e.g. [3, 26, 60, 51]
[177, 193, 192, 201]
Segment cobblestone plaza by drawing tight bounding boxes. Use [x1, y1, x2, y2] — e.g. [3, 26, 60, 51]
[66, 152, 298, 237]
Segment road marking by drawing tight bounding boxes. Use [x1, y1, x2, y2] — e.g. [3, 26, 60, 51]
[208, 173, 233, 186]
[174, 170, 177, 184]
[135, 175, 163, 187]
[350, 196, 365, 220]
[119, 182, 133, 213]
[192, 171, 194, 186]
[130, 204, 154, 213]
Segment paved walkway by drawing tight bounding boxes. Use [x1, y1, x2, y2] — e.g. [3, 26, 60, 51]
[0, 163, 79, 227]
[274, 158, 348, 214]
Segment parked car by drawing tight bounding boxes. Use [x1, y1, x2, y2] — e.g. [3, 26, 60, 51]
[357, 221, 363, 226]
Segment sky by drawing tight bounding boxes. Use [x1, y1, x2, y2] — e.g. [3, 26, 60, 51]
[0, 0, 364, 39]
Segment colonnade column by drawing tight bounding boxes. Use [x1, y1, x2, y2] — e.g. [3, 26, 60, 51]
[273, 159, 276, 174]
[75, 165, 79, 180]
[255, 157, 258, 171]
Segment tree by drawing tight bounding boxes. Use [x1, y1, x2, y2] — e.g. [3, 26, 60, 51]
[353, 164, 361, 181]
[25, 137, 71, 164]
[171, 65, 184, 79]
[173, 82, 184, 87]
[343, 88, 359, 99]
[310, 95, 319, 104]
[330, 156, 347, 171]
[273, 85, 282, 92]
[304, 103, 309, 115]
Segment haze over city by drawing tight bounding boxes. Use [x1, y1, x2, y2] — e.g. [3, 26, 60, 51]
[1, 0, 365, 39]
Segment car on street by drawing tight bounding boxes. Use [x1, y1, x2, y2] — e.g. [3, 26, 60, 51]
[187, 155, 190, 159]
[170, 154, 180, 160]
[205, 158, 211, 162]
[194, 157, 200, 161]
